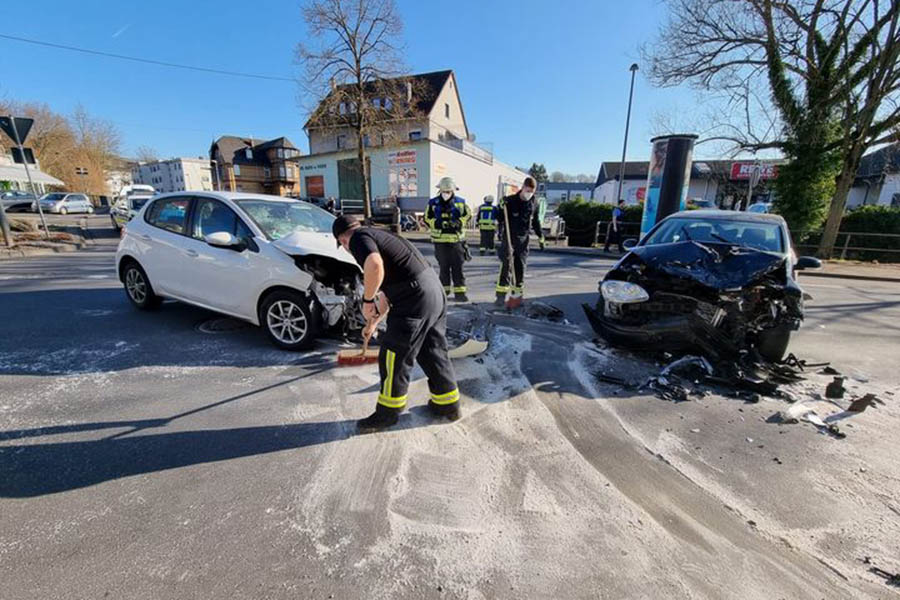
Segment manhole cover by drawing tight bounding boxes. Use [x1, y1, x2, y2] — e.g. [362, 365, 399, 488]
[197, 318, 252, 334]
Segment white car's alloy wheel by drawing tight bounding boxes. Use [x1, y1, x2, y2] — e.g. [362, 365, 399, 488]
[125, 268, 147, 304]
[266, 300, 308, 344]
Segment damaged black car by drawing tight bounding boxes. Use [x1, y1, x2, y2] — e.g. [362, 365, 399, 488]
[584, 210, 822, 361]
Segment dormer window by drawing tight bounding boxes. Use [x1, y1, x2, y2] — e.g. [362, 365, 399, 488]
[245, 148, 253, 160]
[277, 148, 284, 158]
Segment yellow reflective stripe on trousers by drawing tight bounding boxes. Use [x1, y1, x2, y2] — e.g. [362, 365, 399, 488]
[495, 268, 510, 293]
[382, 350, 395, 399]
[430, 388, 460, 405]
[377, 393, 408, 408]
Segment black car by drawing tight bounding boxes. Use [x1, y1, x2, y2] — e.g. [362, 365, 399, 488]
[583, 210, 821, 361]
[1, 190, 38, 212]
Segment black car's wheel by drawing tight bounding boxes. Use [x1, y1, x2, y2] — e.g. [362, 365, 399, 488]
[259, 290, 319, 350]
[122, 261, 162, 310]
[756, 326, 791, 362]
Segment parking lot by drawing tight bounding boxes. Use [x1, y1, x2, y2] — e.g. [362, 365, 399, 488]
[1, 215, 899, 598]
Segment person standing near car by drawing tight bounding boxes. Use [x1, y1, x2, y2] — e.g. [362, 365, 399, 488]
[495, 176, 545, 305]
[604, 199, 625, 253]
[332, 215, 461, 432]
[425, 177, 471, 302]
[477, 195, 498, 255]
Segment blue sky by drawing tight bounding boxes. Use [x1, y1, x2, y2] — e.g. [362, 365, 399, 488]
[0, 0, 700, 175]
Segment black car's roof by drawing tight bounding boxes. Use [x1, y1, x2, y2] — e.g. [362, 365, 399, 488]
[666, 210, 786, 225]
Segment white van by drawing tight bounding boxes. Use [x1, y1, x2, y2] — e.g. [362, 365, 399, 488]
[111, 185, 156, 230]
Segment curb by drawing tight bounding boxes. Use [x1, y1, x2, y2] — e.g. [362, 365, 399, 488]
[404, 235, 900, 283]
[0, 241, 85, 260]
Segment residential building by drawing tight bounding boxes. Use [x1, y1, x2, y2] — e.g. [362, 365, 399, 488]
[295, 70, 527, 214]
[105, 156, 137, 197]
[132, 157, 214, 193]
[0, 152, 65, 194]
[848, 143, 900, 208]
[538, 182, 595, 206]
[593, 159, 782, 208]
[209, 136, 301, 196]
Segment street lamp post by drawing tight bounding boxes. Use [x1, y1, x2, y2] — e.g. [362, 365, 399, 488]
[616, 63, 640, 204]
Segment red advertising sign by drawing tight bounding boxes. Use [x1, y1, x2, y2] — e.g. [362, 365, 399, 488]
[730, 163, 778, 180]
[305, 175, 324, 197]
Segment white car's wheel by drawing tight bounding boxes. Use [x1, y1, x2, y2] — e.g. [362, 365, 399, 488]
[260, 290, 318, 350]
[87, 206, 94, 214]
[60, 207, 67, 215]
[122, 261, 162, 310]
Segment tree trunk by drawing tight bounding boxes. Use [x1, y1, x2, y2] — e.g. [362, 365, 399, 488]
[357, 129, 371, 221]
[817, 151, 862, 258]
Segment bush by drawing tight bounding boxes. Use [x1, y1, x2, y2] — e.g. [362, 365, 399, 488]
[557, 199, 643, 247]
[838, 205, 900, 261]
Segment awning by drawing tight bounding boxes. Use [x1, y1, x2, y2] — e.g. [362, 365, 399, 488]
[0, 164, 66, 186]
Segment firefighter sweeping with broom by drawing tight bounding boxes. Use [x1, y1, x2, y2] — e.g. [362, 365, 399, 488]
[495, 176, 545, 307]
[332, 215, 461, 432]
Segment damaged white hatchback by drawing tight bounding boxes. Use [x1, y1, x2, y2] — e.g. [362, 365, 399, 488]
[116, 192, 365, 350]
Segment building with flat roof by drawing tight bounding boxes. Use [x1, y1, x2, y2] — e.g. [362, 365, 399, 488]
[132, 157, 213, 194]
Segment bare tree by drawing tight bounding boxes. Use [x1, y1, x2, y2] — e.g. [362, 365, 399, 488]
[643, 0, 900, 255]
[298, 0, 418, 219]
[70, 105, 121, 196]
[135, 145, 158, 163]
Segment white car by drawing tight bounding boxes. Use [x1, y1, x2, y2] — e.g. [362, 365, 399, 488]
[116, 192, 365, 350]
[31, 192, 95, 214]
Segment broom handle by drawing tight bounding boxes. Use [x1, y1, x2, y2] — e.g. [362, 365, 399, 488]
[502, 201, 517, 289]
[360, 301, 387, 355]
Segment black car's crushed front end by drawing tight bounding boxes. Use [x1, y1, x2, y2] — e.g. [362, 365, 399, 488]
[583, 241, 804, 361]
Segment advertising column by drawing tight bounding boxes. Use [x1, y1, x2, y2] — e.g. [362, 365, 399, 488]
[639, 134, 698, 237]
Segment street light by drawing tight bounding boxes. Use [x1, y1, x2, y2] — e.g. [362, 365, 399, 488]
[616, 63, 639, 204]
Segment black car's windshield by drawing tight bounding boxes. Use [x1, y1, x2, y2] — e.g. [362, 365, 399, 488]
[237, 199, 334, 240]
[644, 217, 784, 253]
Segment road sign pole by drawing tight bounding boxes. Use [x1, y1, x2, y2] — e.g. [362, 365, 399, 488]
[9, 118, 49, 237]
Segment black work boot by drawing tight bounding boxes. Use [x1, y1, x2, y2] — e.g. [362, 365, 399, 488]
[479, 249, 485, 256]
[427, 400, 461, 422]
[453, 292, 469, 303]
[356, 403, 401, 433]
[494, 292, 506, 307]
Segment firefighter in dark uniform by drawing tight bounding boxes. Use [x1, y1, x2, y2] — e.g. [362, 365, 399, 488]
[477, 195, 498, 255]
[332, 215, 461, 432]
[425, 176, 471, 302]
[495, 176, 545, 305]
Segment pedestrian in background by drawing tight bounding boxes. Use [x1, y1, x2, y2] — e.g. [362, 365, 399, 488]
[425, 177, 471, 302]
[604, 199, 625, 253]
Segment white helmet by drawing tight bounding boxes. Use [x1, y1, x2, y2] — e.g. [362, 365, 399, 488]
[484, 195, 494, 204]
[436, 177, 457, 192]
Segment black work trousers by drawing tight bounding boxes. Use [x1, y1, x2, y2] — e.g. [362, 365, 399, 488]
[604, 224, 623, 252]
[377, 272, 459, 411]
[433, 242, 466, 294]
[479, 229, 496, 252]
[496, 236, 529, 295]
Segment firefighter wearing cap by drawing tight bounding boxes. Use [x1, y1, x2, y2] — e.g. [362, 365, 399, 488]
[495, 176, 545, 305]
[477, 195, 498, 255]
[424, 176, 471, 302]
[332, 215, 461, 432]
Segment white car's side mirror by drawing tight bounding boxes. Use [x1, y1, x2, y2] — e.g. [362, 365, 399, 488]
[205, 231, 241, 248]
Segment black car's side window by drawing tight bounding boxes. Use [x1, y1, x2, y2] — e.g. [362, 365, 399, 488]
[145, 197, 191, 235]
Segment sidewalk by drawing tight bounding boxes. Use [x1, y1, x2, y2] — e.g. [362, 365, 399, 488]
[399, 230, 900, 283]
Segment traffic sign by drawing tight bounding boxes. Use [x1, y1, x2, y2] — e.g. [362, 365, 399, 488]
[11, 147, 35, 164]
[0, 116, 34, 144]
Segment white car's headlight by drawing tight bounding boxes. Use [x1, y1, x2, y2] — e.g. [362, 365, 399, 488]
[601, 280, 649, 304]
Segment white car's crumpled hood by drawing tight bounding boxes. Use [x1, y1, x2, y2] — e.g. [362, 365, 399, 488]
[271, 231, 359, 268]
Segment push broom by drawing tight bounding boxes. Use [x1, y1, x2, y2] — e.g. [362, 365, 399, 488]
[502, 201, 522, 309]
[336, 308, 385, 366]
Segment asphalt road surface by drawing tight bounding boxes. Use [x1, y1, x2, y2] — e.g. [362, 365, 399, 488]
[1, 215, 898, 598]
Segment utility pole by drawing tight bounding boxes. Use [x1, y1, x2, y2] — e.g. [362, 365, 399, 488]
[616, 63, 639, 204]
[744, 162, 762, 211]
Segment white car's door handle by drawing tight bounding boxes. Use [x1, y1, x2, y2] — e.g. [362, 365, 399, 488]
[184, 249, 198, 258]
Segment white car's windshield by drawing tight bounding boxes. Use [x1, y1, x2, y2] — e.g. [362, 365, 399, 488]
[644, 217, 784, 253]
[237, 199, 334, 240]
[42, 193, 66, 202]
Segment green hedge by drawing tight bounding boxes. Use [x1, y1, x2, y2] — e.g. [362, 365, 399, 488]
[557, 199, 644, 246]
[793, 205, 900, 261]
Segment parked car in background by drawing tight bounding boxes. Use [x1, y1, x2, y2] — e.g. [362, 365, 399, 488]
[116, 192, 365, 350]
[583, 210, 821, 362]
[111, 185, 156, 231]
[0, 190, 38, 212]
[748, 202, 773, 214]
[31, 193, 94, 215]
[688, 198, 718, 210]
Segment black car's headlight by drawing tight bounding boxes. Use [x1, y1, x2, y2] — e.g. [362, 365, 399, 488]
[601, 281, 650, 304]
